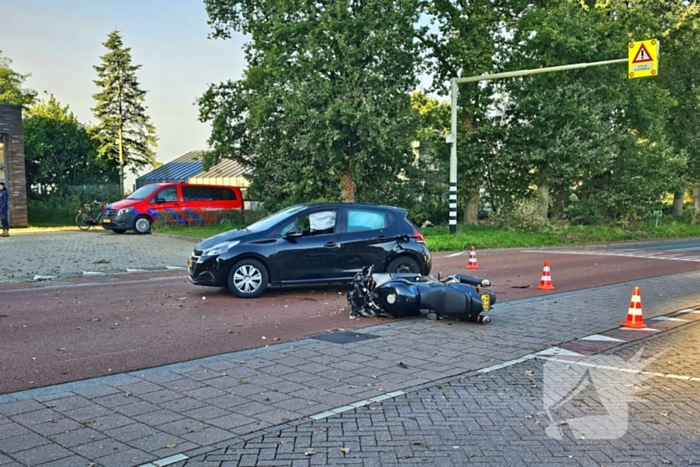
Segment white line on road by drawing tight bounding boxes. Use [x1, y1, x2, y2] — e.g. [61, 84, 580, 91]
[521, 249, 700, 261]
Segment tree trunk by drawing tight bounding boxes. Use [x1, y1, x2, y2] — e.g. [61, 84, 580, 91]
[552, 186, 567, 221]
[694, 181, 700, 211]
[340, 172, 356, 203]
[672, 190, 684, 217]
[462, 189, 480, 225]
[536, 183, 550, 219]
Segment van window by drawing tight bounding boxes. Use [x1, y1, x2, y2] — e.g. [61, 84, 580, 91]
[182, 186, 211, 201]
[216, 188, 238, 200]
[150, 187, 178, 203]
[182, 186, 238, 201]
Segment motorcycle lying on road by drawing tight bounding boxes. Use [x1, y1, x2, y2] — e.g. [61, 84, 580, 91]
[347, 264, 496, 323]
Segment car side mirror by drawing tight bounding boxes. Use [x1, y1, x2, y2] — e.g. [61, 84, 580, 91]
[285, 228, 304, 238]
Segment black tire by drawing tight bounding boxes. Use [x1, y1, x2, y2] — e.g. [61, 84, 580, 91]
[134, 216, 152, 234]
[76, 212, 91, 231]
[112, 229, 127, 234]
[387, 256, 421, 274]
[226, 258, 269, 298]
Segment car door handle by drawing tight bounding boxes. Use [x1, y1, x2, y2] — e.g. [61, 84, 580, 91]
[324, 241, 340, 248]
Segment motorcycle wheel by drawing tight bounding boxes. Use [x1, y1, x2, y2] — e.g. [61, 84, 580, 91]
[387, 256, 421, 274]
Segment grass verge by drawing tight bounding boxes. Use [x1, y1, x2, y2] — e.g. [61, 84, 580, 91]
[153, 217, 700, 252]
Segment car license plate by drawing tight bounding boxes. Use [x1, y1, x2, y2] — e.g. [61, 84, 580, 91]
[481, 293, 490, 311]
[103, 218, 111, 223]
[188, 258, 194, 268]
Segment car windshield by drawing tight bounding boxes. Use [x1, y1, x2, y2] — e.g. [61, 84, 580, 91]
[246, 205, 307, 232]
[127, 185, 162, 200]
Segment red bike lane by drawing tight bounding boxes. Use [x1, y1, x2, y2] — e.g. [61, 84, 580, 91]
[1, 247, 699, 394]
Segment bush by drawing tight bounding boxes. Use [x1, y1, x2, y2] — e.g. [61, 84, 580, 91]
[487, 200, 551, 233]
[28, 195, 84, 226]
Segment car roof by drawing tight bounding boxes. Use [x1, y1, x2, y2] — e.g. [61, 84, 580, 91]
[294, 202, 407, 214]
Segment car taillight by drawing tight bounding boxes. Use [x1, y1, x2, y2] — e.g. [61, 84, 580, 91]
[412, 230, 425, 244]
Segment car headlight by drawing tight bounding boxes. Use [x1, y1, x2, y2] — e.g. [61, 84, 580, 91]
[117, 207, 133, 216]
[202, 240, 239, 257]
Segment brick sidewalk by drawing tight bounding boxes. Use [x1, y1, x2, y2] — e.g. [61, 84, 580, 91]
[0, 270, 699, 466]
[183, 322, 698, 466]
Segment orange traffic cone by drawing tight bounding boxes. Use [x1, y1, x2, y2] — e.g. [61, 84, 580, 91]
[536, 260, 555, 290]
[620, 286, 647, 328]
[466, 246, 480, 270]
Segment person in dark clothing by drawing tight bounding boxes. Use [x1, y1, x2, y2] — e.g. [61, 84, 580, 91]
[0, 182, 8, 237]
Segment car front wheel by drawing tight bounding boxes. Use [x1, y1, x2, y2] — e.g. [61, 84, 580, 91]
[227, 259, 269, 298]
[387, 256, 421, 274]
[134, 216, 152, 234]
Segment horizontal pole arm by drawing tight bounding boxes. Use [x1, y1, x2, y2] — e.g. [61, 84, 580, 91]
[454, 58, 627, 84]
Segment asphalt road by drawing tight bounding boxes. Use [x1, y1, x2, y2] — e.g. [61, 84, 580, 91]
[2, 239, 700, 394]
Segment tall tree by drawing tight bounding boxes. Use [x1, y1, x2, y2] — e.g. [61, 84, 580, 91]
[24, 96, 118, 198]
[499, 0, 682, 222]
[199, 0, 421, 209]
[92, 31, 157, 196]
[0, 50, 37, 107]
[422, 0, 504, 224]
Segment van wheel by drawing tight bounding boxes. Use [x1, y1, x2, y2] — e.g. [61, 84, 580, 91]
[387, 256, 421, 274]
[227, 259, 269, 298]
[134, 216, 152, 234]
[113, 229, 127, 234]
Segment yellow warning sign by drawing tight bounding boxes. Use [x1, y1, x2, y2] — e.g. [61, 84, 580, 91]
[628, 40, 659, 78]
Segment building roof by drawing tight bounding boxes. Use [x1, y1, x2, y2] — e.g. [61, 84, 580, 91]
[189, 157, 247, 180]
[135, 150, 250, 189]
[136, 151, 203, 187]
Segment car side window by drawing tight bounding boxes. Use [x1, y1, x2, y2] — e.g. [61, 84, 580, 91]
[151, 187, 178, 203]
[347, 209, 387, 232]
[281, 210, 337, 236]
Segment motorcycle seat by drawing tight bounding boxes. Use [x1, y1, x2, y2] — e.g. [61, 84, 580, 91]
[371, 273, 424, 287]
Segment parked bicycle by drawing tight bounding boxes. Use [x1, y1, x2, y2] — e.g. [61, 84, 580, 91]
[76, 201, 107, 231]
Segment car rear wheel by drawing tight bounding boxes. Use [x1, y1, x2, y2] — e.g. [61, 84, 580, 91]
[227, 259, 269, 298]
[387, 256, 421, 274]
[113, 229, 127, 234]
[134, 216, 152, 234]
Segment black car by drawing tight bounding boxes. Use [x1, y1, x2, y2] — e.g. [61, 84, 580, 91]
[188, 203, 432, 298]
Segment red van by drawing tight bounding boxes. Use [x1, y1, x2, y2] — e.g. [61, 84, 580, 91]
[101, 183, 244, 234]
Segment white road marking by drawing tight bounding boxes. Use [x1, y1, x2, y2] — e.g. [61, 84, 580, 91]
[540, 357, 700, 382]
[137, 453, 189, 467]
[579, 334, 626, 342]
[522, 249, 700, 262]
[536, 347, 585, 357]
[310, 390, 406, 420]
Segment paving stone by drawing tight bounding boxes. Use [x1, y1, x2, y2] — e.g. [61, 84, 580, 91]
[49, 427, 106, 448]
[72, 437, 134, 459]
[133, 408, 185, 426]
[0, 431, 50, 454]
[34, 455, 94, 467]
[32, 417, 83, 436]
[10, 443, 73, 466]
[92, 447, 153, 467]
[180, 426, 237, 445]
[181, 405, 232, 422]
[0, 422, 30, 440]
[0, 399, 45, 417]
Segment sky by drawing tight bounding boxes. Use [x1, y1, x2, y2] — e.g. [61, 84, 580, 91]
[0, 0, 248, 190]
